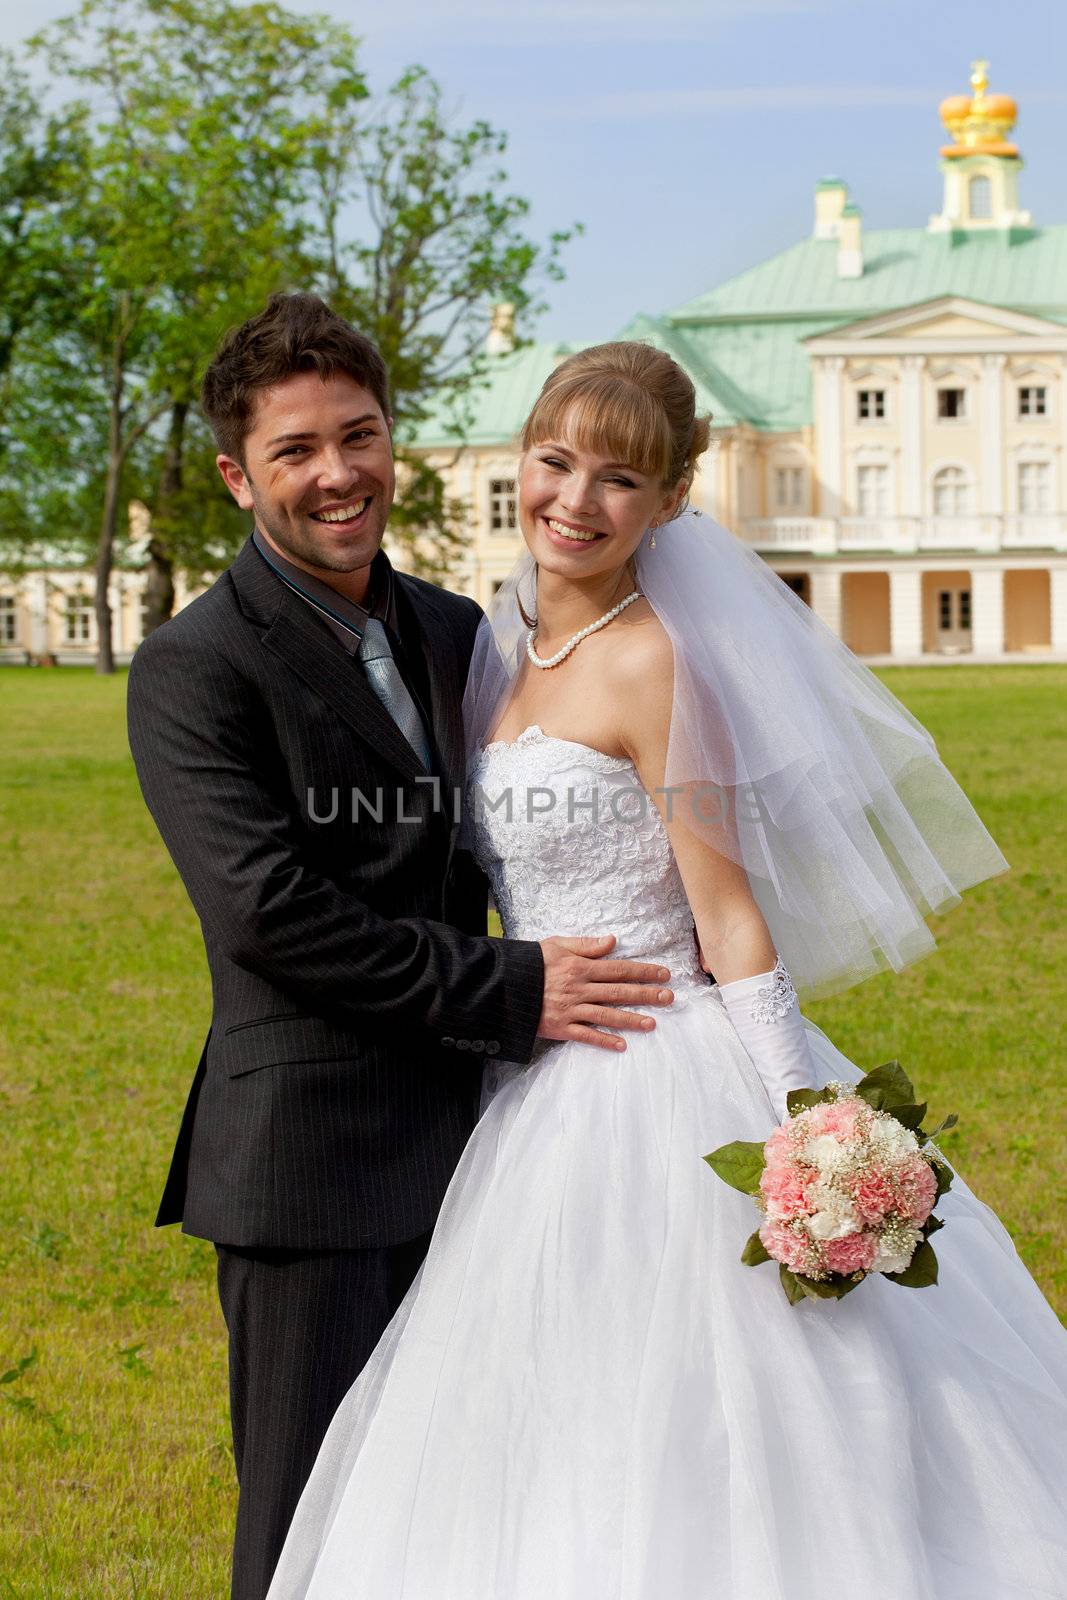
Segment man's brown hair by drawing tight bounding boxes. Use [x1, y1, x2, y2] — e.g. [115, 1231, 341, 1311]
[201, 293, 391, 461]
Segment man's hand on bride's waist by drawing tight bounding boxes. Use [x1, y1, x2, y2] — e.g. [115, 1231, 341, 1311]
[536, 934, 674, 1052]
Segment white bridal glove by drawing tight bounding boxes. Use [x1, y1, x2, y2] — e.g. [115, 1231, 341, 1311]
[717, 958, 816, 1123]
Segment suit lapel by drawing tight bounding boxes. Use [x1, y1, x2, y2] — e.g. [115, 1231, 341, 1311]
[262, 605, 429, 782]
[230, 537, 426, 782]
[229, 535, 470, 805]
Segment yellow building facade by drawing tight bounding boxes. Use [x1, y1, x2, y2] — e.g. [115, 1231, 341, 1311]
[414, 62, 1067, 661]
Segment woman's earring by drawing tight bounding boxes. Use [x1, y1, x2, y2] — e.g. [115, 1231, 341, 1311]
[649, 524, 657, 550]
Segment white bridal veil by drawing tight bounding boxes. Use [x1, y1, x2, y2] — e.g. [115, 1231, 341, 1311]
[462, 509, 1008, 999]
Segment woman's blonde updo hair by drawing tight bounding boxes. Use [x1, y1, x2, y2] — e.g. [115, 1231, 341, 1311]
[519, 340, 712, 490]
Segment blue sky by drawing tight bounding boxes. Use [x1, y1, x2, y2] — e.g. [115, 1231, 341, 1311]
[3, 0, 1063, 341]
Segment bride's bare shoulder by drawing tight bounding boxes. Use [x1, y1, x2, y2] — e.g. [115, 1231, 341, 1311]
[608, 600, 674, 690]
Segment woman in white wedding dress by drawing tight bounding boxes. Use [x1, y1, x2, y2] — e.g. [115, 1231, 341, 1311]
[268, 343, 1067, 1600]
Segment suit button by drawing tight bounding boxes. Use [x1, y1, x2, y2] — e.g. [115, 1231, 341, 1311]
[485, 1041, 500, 1056]
[442, 1036, 455, 1048]
[470, 1039, 485, 1053]
[455, 1038, 470, 1051]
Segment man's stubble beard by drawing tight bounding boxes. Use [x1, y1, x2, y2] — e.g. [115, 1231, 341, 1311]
[249, 480, 390, 576]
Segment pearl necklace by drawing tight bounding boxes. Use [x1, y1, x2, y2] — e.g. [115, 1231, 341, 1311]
[525, 589, 641, 670]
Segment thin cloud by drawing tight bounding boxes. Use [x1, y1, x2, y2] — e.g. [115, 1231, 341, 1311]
[353, 0, 831, 37]
[538, 84, 1067, 120]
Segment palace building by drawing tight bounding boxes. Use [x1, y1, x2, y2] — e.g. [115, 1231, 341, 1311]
[3, 61, 1065, 664]
[413, 61, 1067, 661]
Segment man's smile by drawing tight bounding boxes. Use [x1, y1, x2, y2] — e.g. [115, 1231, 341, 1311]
[310, 495, 372, 528]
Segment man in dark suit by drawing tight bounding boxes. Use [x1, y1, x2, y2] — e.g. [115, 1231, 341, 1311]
[127, 293, 674, 1600]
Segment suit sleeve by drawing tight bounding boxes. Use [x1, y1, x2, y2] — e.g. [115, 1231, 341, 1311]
[126, 626, 544, 1062]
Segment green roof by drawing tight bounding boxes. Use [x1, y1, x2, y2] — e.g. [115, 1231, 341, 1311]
[410, 224, 1067, 445]
[408, 339, 579, 449]
[670, 224, 1067, 322]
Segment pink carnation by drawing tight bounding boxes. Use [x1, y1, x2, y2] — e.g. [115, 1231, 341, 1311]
[896, 1157, 938, 1225]
[823, 1231, 878, 1275]
[808, 1098, 865, 1141]
[760, 1163, 816, 1221]
[763, 1124, 797, 1164]
[759, 1220, 819, 1275]
[852, 1168, 897, 1224]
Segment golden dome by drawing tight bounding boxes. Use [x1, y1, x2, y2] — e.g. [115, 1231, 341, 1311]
[939, 59, 1019, 158]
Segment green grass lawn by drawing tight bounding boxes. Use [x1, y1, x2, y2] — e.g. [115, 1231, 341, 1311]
[1, 663, 1065, 1597]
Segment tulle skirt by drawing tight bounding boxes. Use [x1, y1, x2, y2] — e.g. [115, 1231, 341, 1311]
[267, 986, 1067, 1599]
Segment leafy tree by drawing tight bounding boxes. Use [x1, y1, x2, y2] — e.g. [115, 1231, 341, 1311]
[13, 0, 576, 663]
[312, 64, 576, 578]
[27, 0, 365, 667]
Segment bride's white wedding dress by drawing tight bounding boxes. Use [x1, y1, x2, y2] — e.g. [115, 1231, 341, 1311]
[268, 725, 1067, 1600]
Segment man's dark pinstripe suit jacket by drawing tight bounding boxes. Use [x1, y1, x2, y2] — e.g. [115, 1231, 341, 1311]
[127, 535, 545, 1251]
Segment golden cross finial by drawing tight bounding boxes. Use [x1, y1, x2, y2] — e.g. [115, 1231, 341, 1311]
[970, 59, 990, 100]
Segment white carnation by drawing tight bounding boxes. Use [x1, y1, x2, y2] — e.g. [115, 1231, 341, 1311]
[871, 1227, 922, 1275]
[805, 1180, 861, 1240]
[803, 1133, 853, 1173]
[868, 1117, 919, 1162]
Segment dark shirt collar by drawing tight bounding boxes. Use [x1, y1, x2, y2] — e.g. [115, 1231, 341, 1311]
[251, 527, 399, 656]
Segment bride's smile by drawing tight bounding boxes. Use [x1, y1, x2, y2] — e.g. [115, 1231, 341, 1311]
[520, 435, 681, 583]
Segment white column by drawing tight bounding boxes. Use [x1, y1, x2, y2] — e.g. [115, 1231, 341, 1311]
[110, 576, 125, 655]
[980, 354, 1005, 516]
[970, 568, 1004, 656]
[900, 356, 923, 516]
[814, 356, 844, 518]
[1050, 567, 1067, 652]
[809, 567, 843, 637]
[28, 573, 49, 656]
[889, 568, 923, 658]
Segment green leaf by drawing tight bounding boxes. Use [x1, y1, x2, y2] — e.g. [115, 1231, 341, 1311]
[932, 1160, 955, 1200]
[891, 1101, 927, 1131]
[800, 1273, 866, 1300]
[853, 1060, 917, 1113]
[924, 1215, 945, 1237]
[884, 1240, 939, 1288]
[703, 1141, 766, 1196]
[779, 1265, 808, 1305]
[741, 1230, 771, 1266]
[786, 1087, 828, 1116]
[923, 1113, 959, 1141]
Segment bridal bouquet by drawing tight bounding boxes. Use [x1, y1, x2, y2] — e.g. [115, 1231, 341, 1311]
[704, 1063, 956, 1305]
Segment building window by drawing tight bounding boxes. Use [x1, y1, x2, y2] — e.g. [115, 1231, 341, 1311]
[0, 596, 15, 644]
[932, 465, 971, 515]
[937, 387, 966, 420]
[64, 593, 93, 644]
[489, 477, 517, 533]
[1017, 460, 1051, 514]
[856, 389, 885, 421]
[968, 175, 992, 220]
[856, 463, 890, 516]
[938, 590, 972, 633]
[1018, 386, 1047, 418]
[773, 465, 804, 510]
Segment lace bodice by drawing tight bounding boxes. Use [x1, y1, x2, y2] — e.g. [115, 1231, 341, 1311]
[468, 725, 706, 992]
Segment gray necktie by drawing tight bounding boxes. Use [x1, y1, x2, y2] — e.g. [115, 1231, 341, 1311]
[358, 618, 432, 769]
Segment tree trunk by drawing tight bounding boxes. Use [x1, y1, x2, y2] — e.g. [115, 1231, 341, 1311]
[141, 538, 175, 637]
[94, 446, 122, 675]
[95, 327, 126, 675]
[142, 400, 188, 635]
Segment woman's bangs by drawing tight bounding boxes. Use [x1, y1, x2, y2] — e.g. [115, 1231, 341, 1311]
[527, 375, 671, 481]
